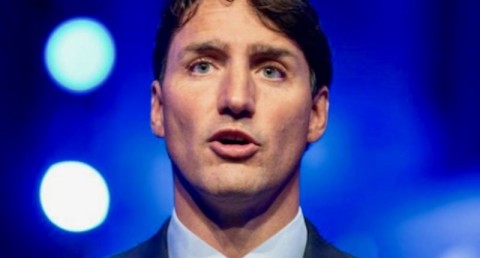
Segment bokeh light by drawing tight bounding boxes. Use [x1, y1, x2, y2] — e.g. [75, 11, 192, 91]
[39, 161, 110, 232]
[439, 245, 479, 258]
[44, 18, 115, 93]
[388, 188, 480, 258]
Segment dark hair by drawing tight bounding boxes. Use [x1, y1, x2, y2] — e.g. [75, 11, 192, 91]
[153, 0, 332, 95]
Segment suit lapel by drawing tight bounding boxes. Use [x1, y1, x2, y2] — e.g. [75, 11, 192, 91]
[111, 219, 170, 258]
[303, 218, 353, 258]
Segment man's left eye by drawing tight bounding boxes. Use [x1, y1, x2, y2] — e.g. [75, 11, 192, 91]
[189, 61, 213, 75]
[262, 66, 285, 80]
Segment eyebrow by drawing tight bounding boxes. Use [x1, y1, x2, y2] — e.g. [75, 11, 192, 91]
[177, 40, 229, 60]
[247, 43, 295, 60]
[176, 40, 296, 63]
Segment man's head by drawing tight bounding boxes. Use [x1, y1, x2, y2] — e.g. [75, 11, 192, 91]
[150, 0, 331, 215]
[153, 0, 332, 96]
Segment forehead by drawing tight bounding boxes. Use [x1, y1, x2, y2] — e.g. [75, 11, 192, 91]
[168, 0, 305, 58]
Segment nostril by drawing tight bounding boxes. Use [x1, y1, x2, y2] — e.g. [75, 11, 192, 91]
[219, 108, 254, 120]
[218, 83, 255, 119]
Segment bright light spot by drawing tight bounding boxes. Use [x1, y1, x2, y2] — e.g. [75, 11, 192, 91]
[45, 18, 115, 93]
[440, 245, 479, 258]
[40, 161, 110, 232]
[394, 195, 480, 257]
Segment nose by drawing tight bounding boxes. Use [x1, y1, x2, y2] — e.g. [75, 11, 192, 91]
[217, 63, 255, 119]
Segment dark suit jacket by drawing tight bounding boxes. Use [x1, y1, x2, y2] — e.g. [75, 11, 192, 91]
[112, 218, 352, 258]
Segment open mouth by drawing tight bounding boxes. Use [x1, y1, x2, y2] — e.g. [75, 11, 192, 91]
[208, 129, 259, 159]
[218, 135, 250, 145]
[210, 130, 257, 146]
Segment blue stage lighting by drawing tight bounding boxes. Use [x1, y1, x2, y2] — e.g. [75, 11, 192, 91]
[39, 161, 110, 232]
[392, 194, 480, 257]
[44, 18, 115, 93]
[439, 245, 478, 258]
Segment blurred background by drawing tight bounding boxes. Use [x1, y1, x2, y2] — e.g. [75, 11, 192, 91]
[1, 0, 479, 257]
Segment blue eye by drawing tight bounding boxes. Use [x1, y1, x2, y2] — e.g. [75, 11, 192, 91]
[262, 66, 284, 80]
[190, 61, 212, 74]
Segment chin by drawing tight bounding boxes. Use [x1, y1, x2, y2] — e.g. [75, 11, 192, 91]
[200, 179, 263, 199]
[197, 185, 273, 221]
[192, 172, 265, 200]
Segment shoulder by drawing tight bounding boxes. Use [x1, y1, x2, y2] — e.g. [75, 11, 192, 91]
[304, 218, 354, 258]
[110, 219, 170, 258]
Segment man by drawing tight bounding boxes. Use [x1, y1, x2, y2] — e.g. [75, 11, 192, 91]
[114, 0, 352, 257]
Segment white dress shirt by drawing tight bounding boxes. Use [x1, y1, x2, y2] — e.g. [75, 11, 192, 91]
[167, 208, 307, 258]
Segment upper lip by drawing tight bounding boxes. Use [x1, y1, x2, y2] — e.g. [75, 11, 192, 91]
[208, 129, 259, 145]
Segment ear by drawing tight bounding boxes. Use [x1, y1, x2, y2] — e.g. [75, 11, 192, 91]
[151, 80, 165, 137]
[307, 86, 329, 143]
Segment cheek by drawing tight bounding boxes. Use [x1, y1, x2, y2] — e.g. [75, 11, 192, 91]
[261, 101, 311, 165]
[270, 97, 311, 137]
[162, 84, 214, 148]
[163, 90, 196, 140]
[162, 90, 202, 169]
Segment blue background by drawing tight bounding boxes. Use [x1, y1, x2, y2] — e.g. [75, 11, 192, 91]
[1, 0, 479, 257]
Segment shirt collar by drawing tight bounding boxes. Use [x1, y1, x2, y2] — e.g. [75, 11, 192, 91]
[167, 208, 307, 258]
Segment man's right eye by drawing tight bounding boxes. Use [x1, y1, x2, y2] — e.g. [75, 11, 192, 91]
[189, 61, 213, 75]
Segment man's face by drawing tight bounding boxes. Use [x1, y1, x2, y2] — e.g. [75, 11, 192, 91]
[152, 0, 328, 200]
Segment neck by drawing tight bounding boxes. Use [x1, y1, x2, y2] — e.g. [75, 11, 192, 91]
[173, 171, 300, 258]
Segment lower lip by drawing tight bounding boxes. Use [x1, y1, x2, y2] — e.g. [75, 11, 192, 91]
[209, 141, 259, 160]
